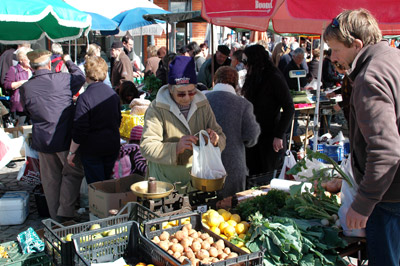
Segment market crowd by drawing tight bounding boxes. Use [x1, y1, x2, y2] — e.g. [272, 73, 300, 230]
[0, 7, 399, 266]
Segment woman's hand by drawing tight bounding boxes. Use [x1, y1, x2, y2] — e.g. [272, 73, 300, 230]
[67, 153, 76, 167]
[206, 129, 219, 146]
[272, 137, 283, 152]
[176, 135, 198, 155]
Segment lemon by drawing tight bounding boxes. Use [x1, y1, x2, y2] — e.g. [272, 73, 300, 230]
[217, 209, 227, 215]
[221, 211, 232, 221]
[235, 242, 244, 248]
[169, 220, 178, 226]
[227, 220, 237, 227]
[182, 220, 190, 225]
[241, 247, 251, 253]
[208, 211, 221, 227]
[210, 226, 221, 235]
[235, 223, 246, 234]
[219, 221, 229, 231]
[164, 224, 172, 229]
[162, 222, 168, 229]
[219, 234, 227, 240]
[224, 225, 236, 237]
[240, 221, 250, 229]
[202, 213, 208, 220]
[231, 214, 241, 223]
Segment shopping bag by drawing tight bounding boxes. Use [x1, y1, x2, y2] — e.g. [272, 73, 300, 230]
[278, 150, 297, 180]
[338, 156, 366, 237]
[191, 130, 226, 179]
[17, 141, 41, 186]
[0, 129, 23, 169]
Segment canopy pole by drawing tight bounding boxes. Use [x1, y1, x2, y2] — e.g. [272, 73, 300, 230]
[313, 23, 326, 152]
[166, 21, 169, 53]
[211, 23, 215, 88]
[74, 39, 77, 64]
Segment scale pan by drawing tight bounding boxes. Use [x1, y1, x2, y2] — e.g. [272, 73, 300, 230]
[131, 180, 174, 199]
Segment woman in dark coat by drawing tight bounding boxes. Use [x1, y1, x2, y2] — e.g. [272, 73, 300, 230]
[241, 45, 295, 175]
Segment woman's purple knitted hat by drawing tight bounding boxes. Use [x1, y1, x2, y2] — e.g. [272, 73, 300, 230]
[168, 56, 197, 85]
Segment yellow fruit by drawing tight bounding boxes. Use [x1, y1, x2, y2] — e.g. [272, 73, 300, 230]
[65, 233, 73, 242]
[217, 209, 227, 215]
[208, 211, 221, 227]
[227, 220, 237, 227]
[231, 214, 241, 223]
[235, 242, 244, 248]
[238, 233, 246, 240]
[89, 224, 101, 231]
[221, 211, 232, 221]
[235, 223, 246, 235]
[202, 213, 208, 220]
[164, 224, 172, 229]
[241, 247, 251, 253]
[224, 225, 236, 237]
[202, 219, 208, 224]
[169, 220, 178, 226]
[219, 221, 229, 232]
[182, 220, 190, 225]
[162, 222, 168, 229]
[210, 226, 221, 235]
[219, 234, 227, 240]
[240, 221, 250, 229]
[136, 263, 147, 266]
[203, 223, 210, 229]
[150, 226, 156, 232]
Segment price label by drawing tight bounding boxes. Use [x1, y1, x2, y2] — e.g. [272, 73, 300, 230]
[197, 205, 207, 213]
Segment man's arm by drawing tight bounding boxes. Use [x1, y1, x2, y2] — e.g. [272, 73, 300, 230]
[62, 54, 85, 95]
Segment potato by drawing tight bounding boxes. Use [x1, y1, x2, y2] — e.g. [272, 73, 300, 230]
[218, 253, 228, 260]
[211, 257, 219, 263]
[152, 236, 160, 244]
[223, 247, 231, 255]
[159, 240, 169, 251]
[205, 236, 214, 245]
[209, 247, 218, 258]
[171, 243, 184, 254]
[185, 249, 195, 259]
[200, 233, 210, 240]
[215, 239, 225, 250]
[178, 256, 187, 263]
[196, 249, 210, 260]
[191, 241, 202, 252]
[226, 252, 238, 259]
[181, 238, 192, 249]
[189, 230, 198, 238]
[170, 237, 179, 243]
[175, 231, 185, 241]
[173, 251, 181, 259]
[183, 223, 192, 231]
[167, 249, 174, 255]
[190, 258, 200, 266]
[201, 241, 210, 250]
[201, 257, 212, 265]
[159, 231, 169, 241]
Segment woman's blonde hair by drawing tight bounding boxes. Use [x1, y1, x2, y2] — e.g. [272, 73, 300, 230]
[86, 43, 101, 58]
[214, 66, 238, 89]
[84, 56, 108, 82]
[147, 45, 158, 57]
[323, 8, 382, 47]
[16, 47, 33, 61]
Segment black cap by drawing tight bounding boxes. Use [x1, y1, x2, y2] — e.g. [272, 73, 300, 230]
[111, 41, 123, 49]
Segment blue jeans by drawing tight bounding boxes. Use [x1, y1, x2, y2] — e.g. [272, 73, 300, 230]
[80, 153, 118, 184]
[366, 202, 400, 266]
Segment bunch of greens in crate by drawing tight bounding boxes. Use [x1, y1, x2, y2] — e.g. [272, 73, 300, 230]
[141, 75, 162, 101]
[281, 184, 341, 226]
[287, 148, 352, 188]
[245, 213, 347, 266]
[235, 189, 289, 221]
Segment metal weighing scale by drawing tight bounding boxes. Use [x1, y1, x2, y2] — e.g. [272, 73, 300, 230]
[289, 69, 307, 91]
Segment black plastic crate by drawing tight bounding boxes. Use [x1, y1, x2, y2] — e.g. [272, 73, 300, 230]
[246, 170, 281, 189]
[144, 212, 263, 266]
[43, 202, 158, 266]
[73, 220, 188, 266]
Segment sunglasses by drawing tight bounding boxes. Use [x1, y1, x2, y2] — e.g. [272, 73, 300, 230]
[331, 18, 339, 28]
[176, 90, 197, 98]
[242, 58, 248, 65]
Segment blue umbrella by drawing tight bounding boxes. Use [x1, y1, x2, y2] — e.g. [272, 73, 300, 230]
[85, 12, 118, 31]
[112, 7, 170, 31]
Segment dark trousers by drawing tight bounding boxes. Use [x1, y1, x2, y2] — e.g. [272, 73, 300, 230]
[80, 153, 118, 184]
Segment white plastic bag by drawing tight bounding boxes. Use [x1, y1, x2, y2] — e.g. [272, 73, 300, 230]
[278, 151, 297, 180]
[338, 156, 366, 237]
[17, 141, 41, 185]
[191, 130, 226, 179]
[0, 129, 24, 169]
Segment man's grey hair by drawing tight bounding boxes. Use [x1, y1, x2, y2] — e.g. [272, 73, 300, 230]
[293, 47, 305, 57]
[51, 43, 63, 55]
[30, 56, 51, 70]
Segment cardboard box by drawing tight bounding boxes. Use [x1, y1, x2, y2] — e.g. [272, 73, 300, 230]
[4, 125, 32, 138]
[89, 174, 144, 218]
